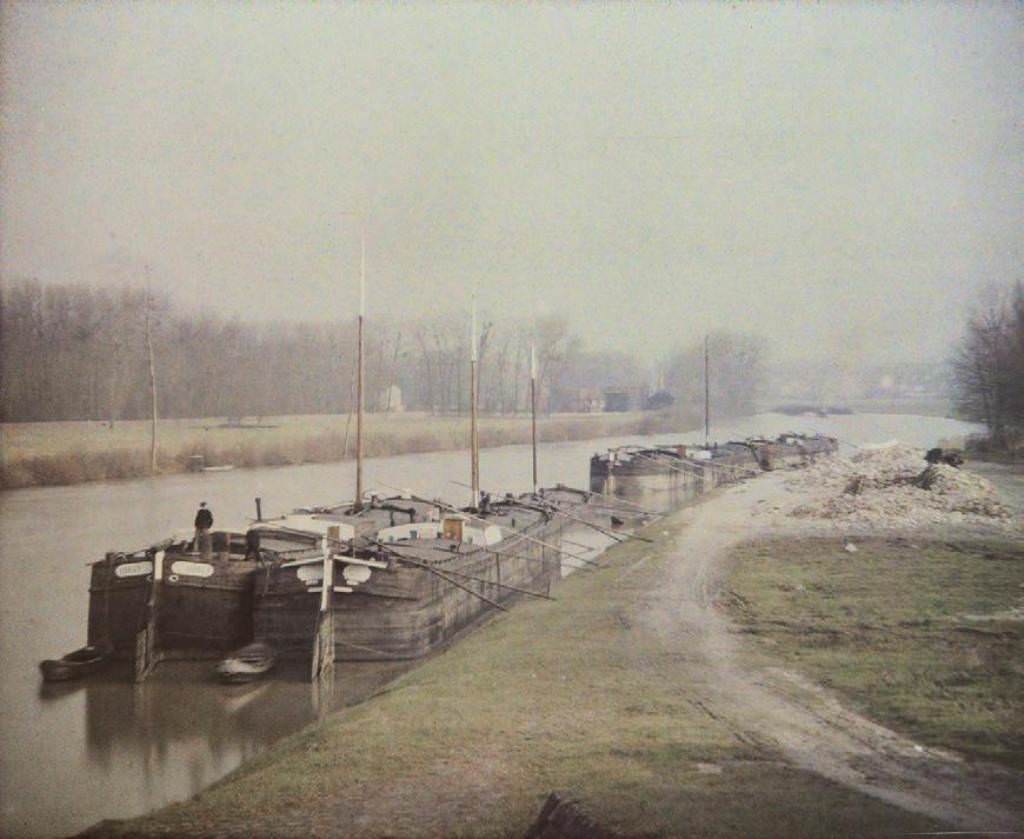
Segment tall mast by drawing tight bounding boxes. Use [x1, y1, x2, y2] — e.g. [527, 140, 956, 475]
[355, 222, 366, 508]
[530, 344, 538, 494]
[704, 333, 710, 446]
[469, 294, 480, 507]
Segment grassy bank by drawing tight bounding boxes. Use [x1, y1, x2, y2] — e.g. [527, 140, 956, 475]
[93, 516, 942, 838]
[726, 537, 1024, 769]
[0, 410, 689, 490]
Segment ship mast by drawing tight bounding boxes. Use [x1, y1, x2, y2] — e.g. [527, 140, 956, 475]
[355, 220, 366, 509]
[704, 333, 710, 446]
[530, 344, 538, 494]
[469, 294, 480, 507]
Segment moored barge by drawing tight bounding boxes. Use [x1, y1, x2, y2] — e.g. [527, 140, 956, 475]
[84, 494, 440, 671]
[253, 490, 582, 662]
[86, 525, 321, 663]
[589, 433, 838, 512]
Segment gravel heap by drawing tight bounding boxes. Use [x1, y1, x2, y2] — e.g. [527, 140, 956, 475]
[786, 442, 1011, 526]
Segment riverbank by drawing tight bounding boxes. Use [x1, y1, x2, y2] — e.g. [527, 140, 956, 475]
[0, 410, 691, 490]
[89, 468, 1024, 837]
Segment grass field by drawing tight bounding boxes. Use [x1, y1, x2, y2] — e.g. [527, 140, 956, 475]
[726, 536, 1024, 769]
[0, 410, 689, 490]
[93, 515, 943, 838]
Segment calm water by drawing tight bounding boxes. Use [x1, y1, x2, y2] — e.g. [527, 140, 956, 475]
[0, 413, 983, 837]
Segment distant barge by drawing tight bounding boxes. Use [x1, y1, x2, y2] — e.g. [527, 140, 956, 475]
[589, 433, 838, 512]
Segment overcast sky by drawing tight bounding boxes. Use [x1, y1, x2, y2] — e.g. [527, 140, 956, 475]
[2, 2, 1021, 365]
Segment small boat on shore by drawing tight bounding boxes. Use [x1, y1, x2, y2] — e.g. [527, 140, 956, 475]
[216, 642, 276, 683]
[39, 645, 113, 682]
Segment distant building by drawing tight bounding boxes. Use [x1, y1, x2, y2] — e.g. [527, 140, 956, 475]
[603, 386, 649, 412]
[646, 390, 675, 410]
[548, 386, 603, 413]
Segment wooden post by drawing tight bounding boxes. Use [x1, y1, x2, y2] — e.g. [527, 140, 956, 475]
[310, 541, 335, 682]
[102, 552, 114, 649]
[470, 294, 480, 507]
[109, 333, 122, 429]
[134, 549, 164, 682]
[255, 497, 263, 522]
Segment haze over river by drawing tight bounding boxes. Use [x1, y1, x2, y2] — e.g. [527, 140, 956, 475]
[0, 412, 982, 837]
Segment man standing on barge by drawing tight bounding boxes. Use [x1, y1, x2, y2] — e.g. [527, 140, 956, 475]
[194, 502, 213, 560]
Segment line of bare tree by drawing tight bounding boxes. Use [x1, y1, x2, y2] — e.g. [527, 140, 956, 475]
[1, 279, 772, 425]
[0, 280, 630, 423]
[951, 281, 1024, 449]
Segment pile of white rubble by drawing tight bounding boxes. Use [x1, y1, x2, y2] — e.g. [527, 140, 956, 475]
[786, 442, 1011, 527]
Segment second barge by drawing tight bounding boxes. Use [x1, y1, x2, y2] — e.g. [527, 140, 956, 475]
[589, 433, 838, 512]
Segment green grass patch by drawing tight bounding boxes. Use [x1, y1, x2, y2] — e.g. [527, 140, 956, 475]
[726, 537, 1024, 769]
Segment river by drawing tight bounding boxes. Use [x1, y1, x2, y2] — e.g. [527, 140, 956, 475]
[0, 412, 983, 838]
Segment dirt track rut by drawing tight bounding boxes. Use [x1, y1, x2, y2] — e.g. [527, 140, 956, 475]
[631, 473, 1024, 832]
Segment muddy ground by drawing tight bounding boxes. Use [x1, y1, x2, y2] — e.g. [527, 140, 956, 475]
[654, 470, 1023, 831]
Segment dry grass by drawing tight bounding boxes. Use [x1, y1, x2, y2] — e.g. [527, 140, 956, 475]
[726, 536, 1024, 769]
[0, 410, 688, 490]
[93, 517, 944, 838]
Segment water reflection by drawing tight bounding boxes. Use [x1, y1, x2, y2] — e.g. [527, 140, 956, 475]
[24, 659, 411, 837]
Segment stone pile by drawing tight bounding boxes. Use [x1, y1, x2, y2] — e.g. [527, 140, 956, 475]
[786, 442, 1011, 527]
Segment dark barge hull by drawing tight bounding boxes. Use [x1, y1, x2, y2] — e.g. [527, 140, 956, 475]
[87, 552, 260, 660]
[255, 516, 569, 662]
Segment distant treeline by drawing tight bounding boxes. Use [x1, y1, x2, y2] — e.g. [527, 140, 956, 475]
[1, 279, 766, 423]
[2, 281, 364, 422]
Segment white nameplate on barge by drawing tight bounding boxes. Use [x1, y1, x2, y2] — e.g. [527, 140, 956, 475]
[169, 560, 215, 578]
[114, 561, 153, 578]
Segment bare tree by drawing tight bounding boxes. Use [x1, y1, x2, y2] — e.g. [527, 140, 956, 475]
[952, 282, 1024, 448]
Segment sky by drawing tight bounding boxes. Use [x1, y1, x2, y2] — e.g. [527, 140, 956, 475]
[1, 2, 1021, 366]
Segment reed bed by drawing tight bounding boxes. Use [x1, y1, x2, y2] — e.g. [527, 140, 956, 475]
[0, 410, 692, 489]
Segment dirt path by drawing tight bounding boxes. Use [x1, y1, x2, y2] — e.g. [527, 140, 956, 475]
[633, 473, 1024, 832]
